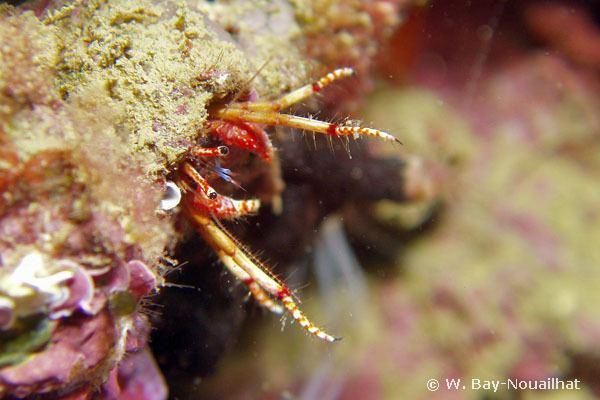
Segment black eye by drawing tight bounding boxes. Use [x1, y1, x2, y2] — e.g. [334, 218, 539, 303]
[218, 146, 229, 156]
[208, 190, 218, 200]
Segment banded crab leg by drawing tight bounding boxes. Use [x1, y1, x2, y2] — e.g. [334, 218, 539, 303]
[181, 163, 337, 340]
[179, 164, 282, 314]
[215, 110, 399, 142]
[210, 67, 401, 143]
[187, 210, 340, 343]
[191, 145, 230, 158]
[218, 248, 284, 315]
[232, 67, 355, 112]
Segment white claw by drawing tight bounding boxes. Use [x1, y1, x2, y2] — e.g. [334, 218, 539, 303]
[159, 181, 182, 211]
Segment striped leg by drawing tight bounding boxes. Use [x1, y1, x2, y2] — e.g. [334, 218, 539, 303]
[188, 211, 340, 342]
[191, 145, 229, 158]
[210, 68, 401, 144]
[277, 287, 341, 342]
[219, 253, 283, 314]
[213, 109, 401, 143]
[232, 67, 355, 112]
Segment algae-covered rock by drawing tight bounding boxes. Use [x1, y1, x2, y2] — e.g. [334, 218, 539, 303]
[0, 0, 415, 397]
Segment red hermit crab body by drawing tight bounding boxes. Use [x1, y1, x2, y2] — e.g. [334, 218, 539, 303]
[174, 68, 400, 342]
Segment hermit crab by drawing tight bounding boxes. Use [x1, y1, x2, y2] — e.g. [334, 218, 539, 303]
[166, 68, 400, 342]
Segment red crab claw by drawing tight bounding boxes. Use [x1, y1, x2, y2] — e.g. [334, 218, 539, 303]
[206, 120, 273, 161]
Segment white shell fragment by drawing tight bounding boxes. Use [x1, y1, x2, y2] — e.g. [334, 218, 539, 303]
[215, 72, 230, 86]
[159, 181, 181, 211]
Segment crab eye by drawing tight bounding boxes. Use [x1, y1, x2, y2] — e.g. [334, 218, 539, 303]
[207, 190, 218, 200]
[218, 146, 229, 156]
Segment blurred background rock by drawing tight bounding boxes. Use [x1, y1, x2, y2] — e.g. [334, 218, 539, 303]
[191, 1, 600, 399]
